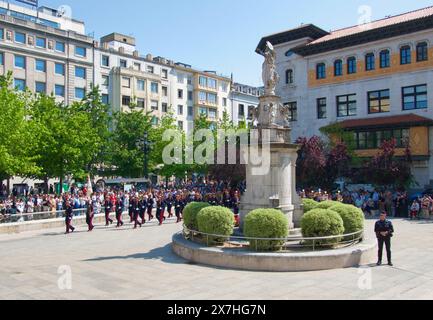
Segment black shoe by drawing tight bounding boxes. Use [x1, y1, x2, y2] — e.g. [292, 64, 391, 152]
[388, 262, 393, 266]
[377, 261, 382, 266]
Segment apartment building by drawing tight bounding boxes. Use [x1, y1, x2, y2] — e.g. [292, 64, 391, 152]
[230, 83, 263, 126]
[0, 1, 94, 104]
[257, 6, 433, 188]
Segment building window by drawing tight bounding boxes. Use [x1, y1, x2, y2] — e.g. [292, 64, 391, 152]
[133, 62, 141, 71]
[283, 102, 297, 122]
[347, 57, 357, 74]
[15, 32, 25, 44]
[402, 84, 427, 110]
[207, 93, 217, 104]
[137, 98, 145, 109]
[400, 46, 411, 65]
[102, 75, 109, 87]
[238, 104, 245, 117]
[285, 69, 294, 84]
[14, 55, 25, 69]
[147, 65, 154, 74]
[35, 59, 46, 72]
[316, 63, 326, 79]
[137, 80, 145, 91]
[35, 82, 46, 94]
[75, 67, 86, 79]
[122, 95, 131, 106]
[187, 76, 192, 85]
[199, 76, 207, 87]
[368, 89, 390, 114]
[14, 79, 26, 91]
[365, 53, 375, 71]
[178, 89, 183, 99]
[151, 116, 159, 126]
[75, 46, 87, 57]
[334, 60, 343, 76]
[416, 42, 428, 62]
[162, 69, 168, 79]
[151, 100, 158, 111]
[199, 91, 207, 103]
[209, 109, 217, 120]
[380, 50, 390, 68]
[121, 77, 130, 88]
[55, 63, 65, 75]
[188, 91, 193, 101]
[36, 37, 46, 48]
[337, 94, 357, 117]
[188, 106, 194, 117]
[222, 97, 227, 107]
[55, 41, 65, 52]
[178, 105, 183, 115]
[0, 28, 4, 40]
[317, 98, 327, 119]
[101, 94, 109, 105]
[162, 103, 168, 113]
[75, 88, 86, 99]
[178, 121, 183, 130]
[208, 78, 217, 89]
[248, 106, 255, 120]
[353, 129, 409, 150]
[162, 86, 168, 97]
[0, 52, 4, 66]
[199, 107, 208, 116]
[101, 55, 109, 67]
[151, 82, 158, 94]
[55, 85, 65, 97]
[120, 59, 127, 68]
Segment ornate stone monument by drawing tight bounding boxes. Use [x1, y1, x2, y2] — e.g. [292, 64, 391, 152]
[240, 42, 303, 230]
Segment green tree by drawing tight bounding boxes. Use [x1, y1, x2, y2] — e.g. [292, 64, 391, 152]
[29, 94, 100, 193]
[0, 73, 39, 186]
[109, 109, 153, 178]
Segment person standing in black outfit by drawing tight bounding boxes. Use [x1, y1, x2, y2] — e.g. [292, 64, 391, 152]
[375, 212, 395, 266]
[64, 201, 75, 234]
[115, 198, 124, 228]
[139, 197, 147, 225]
[174, 194, 185, 223]
[104, 196, 113, 226]
[132, 196, 142, 229]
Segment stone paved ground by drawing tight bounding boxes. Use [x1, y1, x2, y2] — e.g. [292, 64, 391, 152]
[0, 218, 432, 300]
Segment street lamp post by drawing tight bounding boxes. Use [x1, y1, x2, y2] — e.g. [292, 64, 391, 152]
[142, 132, 149, 181]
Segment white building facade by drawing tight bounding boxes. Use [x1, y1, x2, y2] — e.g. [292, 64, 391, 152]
[257, 7, 433, 189]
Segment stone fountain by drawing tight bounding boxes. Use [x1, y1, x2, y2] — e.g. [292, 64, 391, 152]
[240, 41, 303, 229]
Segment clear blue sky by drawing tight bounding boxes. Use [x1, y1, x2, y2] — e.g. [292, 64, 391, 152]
[33, 0, 433, 86]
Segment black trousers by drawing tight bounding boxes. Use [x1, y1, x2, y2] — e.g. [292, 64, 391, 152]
[378, 236, 392, 262]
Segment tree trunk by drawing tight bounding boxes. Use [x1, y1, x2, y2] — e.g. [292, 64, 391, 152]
[59, 176, 63, 195]
[44, 176, 49, 194]
[6, 178, 10, 196]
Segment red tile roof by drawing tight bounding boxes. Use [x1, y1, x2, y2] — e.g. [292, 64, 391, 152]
[338, 114, 433, 129]
[310, 6, 433, 45]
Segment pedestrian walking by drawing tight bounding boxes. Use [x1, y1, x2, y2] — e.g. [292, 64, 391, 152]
[375, 212, 394, 266]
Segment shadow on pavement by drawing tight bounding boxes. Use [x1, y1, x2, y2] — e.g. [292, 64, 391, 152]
[82, 243, 186, 265]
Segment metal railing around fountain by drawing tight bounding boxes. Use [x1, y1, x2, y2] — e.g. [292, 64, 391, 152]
[182, 226, 364, 252]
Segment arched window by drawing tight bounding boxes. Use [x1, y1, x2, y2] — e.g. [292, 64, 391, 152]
[380, 50, 390, 68]
[347, 57, 357, 74]
[316, 63, 326, 79]
[334, 59, 343, 76]
[365, 53, 375, 71]
[416, 42, 428, 62]
[285, 69, 294, 84]
[400, 45, 411, 65]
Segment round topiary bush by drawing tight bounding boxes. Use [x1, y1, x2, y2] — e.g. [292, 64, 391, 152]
[302, 199, 319, 213]
[301, 208, 344, 247]
[316, 200, 341, 210]
[196, 206, 234, 245]
[183, 202, 211, 230]
[243, 209, 288, 252]
[329, 204, 365, 234]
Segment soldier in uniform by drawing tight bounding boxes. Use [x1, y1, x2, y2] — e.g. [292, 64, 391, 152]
[147, 194, 154, 221]
[132, 196, 142, 229]
[139, 196, 147, 225]
[64, 200, 75, 234]
[166, 193, 174, 218]
[115, 197, 124, 228]
[85, 200, 95, 232]
[223, 190, 232, 208]
[174, 194, 185, 223]
[104, 196, 113, 226]
[208, 193, 218, 206]
[128, 195, 134, 223]
[375, 212, 395, 266]
[156, 196, 166, 226]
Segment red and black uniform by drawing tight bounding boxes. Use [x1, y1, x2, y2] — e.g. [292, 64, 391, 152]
[132, 198, 142, 229]
[86, 202, 95, 232]
[174, 198, 185, 223]
[156, 198, 166, 225]
[166, 195, 174, 218]
[115, 198, 124, 227]
[139, 198, 147, 224]
[104, 199, 113, 226]
[65, 202, 75, 234]
[147, 197, 154, 220]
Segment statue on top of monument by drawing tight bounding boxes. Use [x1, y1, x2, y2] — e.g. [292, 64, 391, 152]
[261, 41, 280, 96]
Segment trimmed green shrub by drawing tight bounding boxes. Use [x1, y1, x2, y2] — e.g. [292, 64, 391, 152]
[301, 208, 344, 247]
[329, 204, 365, 234]
[197, 206, 234, 245]
[302, 199, 319, 213]
[244, 209, 288, 252]
[183, 202, 211, 230]
[316, 200, 341, 210]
